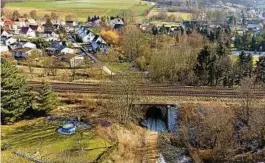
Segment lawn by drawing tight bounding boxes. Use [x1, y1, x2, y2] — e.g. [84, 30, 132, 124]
[5, 0, 153, 21]
[1, 118, 111, 163]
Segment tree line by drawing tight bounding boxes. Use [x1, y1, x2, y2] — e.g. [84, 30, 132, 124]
[234, 31, 265, 51]
[120, 25, 265, 87]
[3, 10, 74, 22]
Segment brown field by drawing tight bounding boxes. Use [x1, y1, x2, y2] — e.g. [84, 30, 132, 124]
[147, 7, 192, 21]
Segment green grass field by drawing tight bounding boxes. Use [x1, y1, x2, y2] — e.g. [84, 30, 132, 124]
[1, 118, 111, 163]
[5, 0, 152, 21]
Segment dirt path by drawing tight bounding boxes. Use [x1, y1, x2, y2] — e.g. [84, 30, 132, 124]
[142, 131, 159, 163]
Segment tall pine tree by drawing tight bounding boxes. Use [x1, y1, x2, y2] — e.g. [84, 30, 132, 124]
[255, 56, 265, 85]
[239, 51, 253, 77]
[234, 51, 253, 85]
[38, 83, 59, 113]
[215, 37, 232, 86]
[1, 59, 33, 123]
[196, 45, 217, 85]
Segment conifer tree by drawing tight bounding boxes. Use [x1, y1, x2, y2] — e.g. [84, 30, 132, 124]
[38, 83, 59, 113]
[1, 59, 33, 123]
[238, 51, 253, 78]
[233, 51, 253, 85]
[255, 56, 265, 85]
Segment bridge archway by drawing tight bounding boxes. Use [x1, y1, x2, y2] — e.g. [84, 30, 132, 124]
[136, 103, 178, 133]
[145, 106, 167, 132]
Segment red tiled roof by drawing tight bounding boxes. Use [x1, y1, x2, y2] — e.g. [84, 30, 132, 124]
[4, 18, 13, 25]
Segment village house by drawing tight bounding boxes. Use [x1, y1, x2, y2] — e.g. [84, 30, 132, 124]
[20, 27, 36, 38]
[0, 17, 13, 31]
[39, 31, 60, 41]
[12, 48, 42, 59]
[66, 20, 77, 27]
[65, 20, 77, 32]
[14, 18, 30, 28]
[61, 53, 84, 67]
[91, 35, 108, 51]
[45, 41, 66, 56]
[6, 39, 35, 51]
[75, 26, 94, 42]
[82, 30, 96, 43]
[22, 42, 37, 49]
[1, 30, 13, 38]
[61, 47, 74, 54]
[109, 17, 124, 30]
[75, 26, 107, 45]
[28, 18, 37, 25]
[5, 37, 17, 47]
[29, 24, 43, 32]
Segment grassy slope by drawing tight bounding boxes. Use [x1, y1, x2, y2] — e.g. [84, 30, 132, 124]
[5, 0, 152, 21]
[1, 118, 111, 163]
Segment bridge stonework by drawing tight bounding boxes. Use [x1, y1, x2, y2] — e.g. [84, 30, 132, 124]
[133, 103, 179, 134]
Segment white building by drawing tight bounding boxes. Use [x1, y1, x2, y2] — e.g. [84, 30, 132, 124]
[22, 42, 37, 49]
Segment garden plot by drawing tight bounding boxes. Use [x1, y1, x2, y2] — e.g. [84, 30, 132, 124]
[1, 118, 111, 163]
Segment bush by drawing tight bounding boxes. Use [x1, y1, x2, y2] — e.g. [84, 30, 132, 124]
[100, 30, 119, 45]
[136, 56, 147, 71]
[1, 142, 11, 151]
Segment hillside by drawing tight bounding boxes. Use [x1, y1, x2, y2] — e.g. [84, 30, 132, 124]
[3, 0, 153, 21]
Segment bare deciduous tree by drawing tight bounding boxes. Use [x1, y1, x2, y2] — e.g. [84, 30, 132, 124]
[237, 77, 255, 126]
[121, 25, 146, 61]
[41, 56, 58, 77]
[51, 12, 58, 20]
[100, 73, 141, 124]
[27, 50, 42, 76]
[30, 10, 37, 19]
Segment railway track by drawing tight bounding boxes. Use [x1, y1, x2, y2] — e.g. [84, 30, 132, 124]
[29, 81, 265, 98]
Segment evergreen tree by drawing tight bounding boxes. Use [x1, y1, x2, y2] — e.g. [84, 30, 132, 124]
[217, 56, 233, 86]
[216, 41, 230, 56]
[215, 38, 232, 86]
[196, 45, 217, 85]
[1, 59, 33, 123]
[38, 83, 59, 113]
[255, 56, 265, 85]
[234, 33, 242, 50]
[235, 51, 253, 84]
[87, 16, 91, 22]
[242, 31, 252, 50]
[196, 43, 233, 86]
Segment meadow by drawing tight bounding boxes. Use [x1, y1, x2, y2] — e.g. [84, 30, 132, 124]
[1, 118, 111, 163]
[5, 0, 153, 21]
